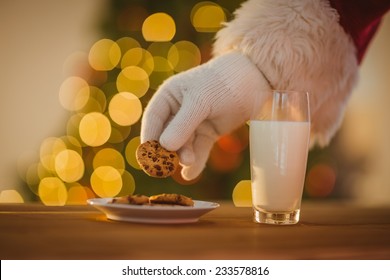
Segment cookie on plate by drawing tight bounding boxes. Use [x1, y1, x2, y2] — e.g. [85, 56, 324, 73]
[136, 140, 179, 178]
[149, 193, 194, 206]
[111, 194, 150, 205]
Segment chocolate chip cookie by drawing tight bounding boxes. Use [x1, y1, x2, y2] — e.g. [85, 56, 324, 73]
[111, 194, 150, 205]
[149, 193, 194, 206]
[136, 140, 179, 178]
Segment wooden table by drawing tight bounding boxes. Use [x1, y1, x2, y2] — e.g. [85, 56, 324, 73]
[1, 201, 389, 259]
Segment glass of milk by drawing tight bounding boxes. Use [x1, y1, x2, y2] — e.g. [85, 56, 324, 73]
[250, 90, 310, 225]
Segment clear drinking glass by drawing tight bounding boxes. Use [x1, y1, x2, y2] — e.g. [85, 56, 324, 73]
[249, 90, 310, 225]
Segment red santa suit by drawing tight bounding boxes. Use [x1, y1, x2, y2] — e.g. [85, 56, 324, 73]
[329, 0, 390, 63]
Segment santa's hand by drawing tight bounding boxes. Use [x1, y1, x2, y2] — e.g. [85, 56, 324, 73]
[141, 51, 270, 180]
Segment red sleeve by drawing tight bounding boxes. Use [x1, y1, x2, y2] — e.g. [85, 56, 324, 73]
[329, 0, 390, 63]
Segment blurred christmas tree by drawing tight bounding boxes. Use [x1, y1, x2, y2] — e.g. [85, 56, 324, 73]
[21, 0, 359, 205]
[22, 0, 250, 205]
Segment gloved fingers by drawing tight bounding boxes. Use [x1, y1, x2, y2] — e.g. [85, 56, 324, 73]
[140, 84, 181, 143]
[177, 135, 196, 166]
[160, 94, 209, 152]
[180, 122, 218, 181]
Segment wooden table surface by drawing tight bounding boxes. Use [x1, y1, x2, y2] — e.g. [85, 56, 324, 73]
[1, 201, 389, 260]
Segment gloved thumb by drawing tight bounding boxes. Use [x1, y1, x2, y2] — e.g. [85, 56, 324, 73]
[159, 93, 208, 152]
[179, 121, 218, 181]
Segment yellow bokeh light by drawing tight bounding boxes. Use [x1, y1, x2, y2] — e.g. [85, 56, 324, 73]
[116, 66, 149, 98]
[121, 47, 154, 75]
[147, 42, 173, 58]
[142, 13, 176, 42]
[191, 2, 226, 32]
[60, 135, 82, 156]
[58, 76, 90, 111]
[116, 170, 136, 197]
[108, 92, 142, 126]
[89, 38, 121, 71]
[79, 112, 111, 147]
[149, 56, 174, 90]
[108, 124, 132, 144]
[232, 180, 252, 207]
[153, 56, 174, 72]
[90, 166, 122, 197]
[0, 190, 24, 203]
[122, 48, 142, 66]
[80, 86, 107, 113]
[37, 163, 51, 180]
[93, 148, 125, 174]
[116, 37, 141, 57]
[40, 137, 67, 172]
[67, 184, 95, 205]
[66, 113, 84, 145]
[25, 163, 40, 194]
[38, 177, 68, 206]
[168, 40, 201, 72]
[125, 136, 141, 170]
[55, 149, 84, 183]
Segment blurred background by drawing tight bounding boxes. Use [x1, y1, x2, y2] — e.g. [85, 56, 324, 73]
[0, 0, 389, 206]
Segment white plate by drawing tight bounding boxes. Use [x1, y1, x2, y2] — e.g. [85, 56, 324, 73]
[87, 198, 220, 224]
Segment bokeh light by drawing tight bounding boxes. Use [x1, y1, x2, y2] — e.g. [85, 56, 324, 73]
[149, 56, 174, 90]
[125, 136, 141, 170]
[79, 112, 111, 147]
[0, 190, 24, 203]
[90, 166, 122, 197]
[108, 124, 132, 144]
[38, 177, 68, 206]
[191, 2, 226, 32]
[37, 162, 52, 181]
[121, 47, 154, 75]
[25, 163, 40, 193]
[147, 42, 173, 58]
[116, 66, 149, 98]
[142, 13, 176, 42]
[63, 50, 108, 84]
[39, 137, 67, 172]
[66, 184, 95, 205]
[93, 148, 125, 174]
[116, 37, 141, 58]
[168, 41, 201, 72]
[117, 170, 136, 196]
[232, 180, 252, 207]
[108, 92, 142, 126]
[209, 132, 247, 172]
[80, 86, 107, 113]
[88, 38, 121, 71]
[58, 76, 90, 111]
[54, 149, 84, 183]
[60, 135, 82, 155]
[305, 163, 337, 197]
[66, 113, 85, 144]
[22, 1, 265, 204]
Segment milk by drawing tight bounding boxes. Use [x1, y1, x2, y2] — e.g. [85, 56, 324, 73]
[250, 120, 310, 212]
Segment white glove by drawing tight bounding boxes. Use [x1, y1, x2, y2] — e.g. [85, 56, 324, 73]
[141, 51, 271, 180]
